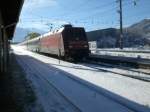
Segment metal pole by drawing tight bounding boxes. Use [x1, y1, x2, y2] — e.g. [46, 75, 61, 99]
[0, 22, 17, 72]
[0, 25, 3, 72]
[58, 35, 62, 64]
[119, 0, 123, 49]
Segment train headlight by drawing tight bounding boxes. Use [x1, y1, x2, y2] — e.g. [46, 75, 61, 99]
[84, 45, 88, 48]
[69, 45, 73, 48]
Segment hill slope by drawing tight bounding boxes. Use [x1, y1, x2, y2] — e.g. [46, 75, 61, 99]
[87, 19, 150, 48]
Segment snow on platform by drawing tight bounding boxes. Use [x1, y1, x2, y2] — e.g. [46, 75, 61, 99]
[12, 45, 150, 112]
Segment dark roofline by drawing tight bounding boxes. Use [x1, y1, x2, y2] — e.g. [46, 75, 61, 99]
[0, 0, 24, 39]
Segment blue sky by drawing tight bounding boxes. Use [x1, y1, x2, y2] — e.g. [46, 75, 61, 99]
[18, 0, 150, 32]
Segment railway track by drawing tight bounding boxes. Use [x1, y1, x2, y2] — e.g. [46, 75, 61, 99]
[82, 59, 150, 82]
[92, 49, 150, 54]
[20, 48, 150, 82]
[18, 48, 150, 82]
[96, 62, 150, 75]
[89, 54, 150, 69]
[15, 53, 149, 112]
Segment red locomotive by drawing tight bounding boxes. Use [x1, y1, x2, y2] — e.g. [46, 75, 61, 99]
[22, 25, 90, 60]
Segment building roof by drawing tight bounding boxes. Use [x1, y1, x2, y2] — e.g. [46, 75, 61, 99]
[0, 0, 24, 39]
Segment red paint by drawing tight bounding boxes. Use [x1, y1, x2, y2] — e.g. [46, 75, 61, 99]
[41, 33, 63, 49]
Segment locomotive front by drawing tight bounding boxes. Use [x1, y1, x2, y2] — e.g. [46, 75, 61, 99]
[62, 26, 90, 60]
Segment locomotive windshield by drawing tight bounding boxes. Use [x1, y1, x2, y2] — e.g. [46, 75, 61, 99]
[64, 28, 87, 41]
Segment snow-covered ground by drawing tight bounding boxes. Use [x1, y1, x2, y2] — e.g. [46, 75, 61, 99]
[12, 45, 150, 112]
[91, 49, 150, 59]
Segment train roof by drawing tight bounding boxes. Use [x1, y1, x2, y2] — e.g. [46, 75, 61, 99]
[21, 26, 85, 44]
[22, 28, 64, 43]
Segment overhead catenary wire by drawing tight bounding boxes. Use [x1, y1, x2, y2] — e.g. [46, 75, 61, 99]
[19, 1, 128, 23]
[58, 0, 117, 19]
[18, 0, 141, 31]
[21, 0, 118, 21]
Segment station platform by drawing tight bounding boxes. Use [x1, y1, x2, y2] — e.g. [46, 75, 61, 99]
[0, 55, 39, 112]
[0, 56, 22, 112]
[0, 74, 19, 112]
